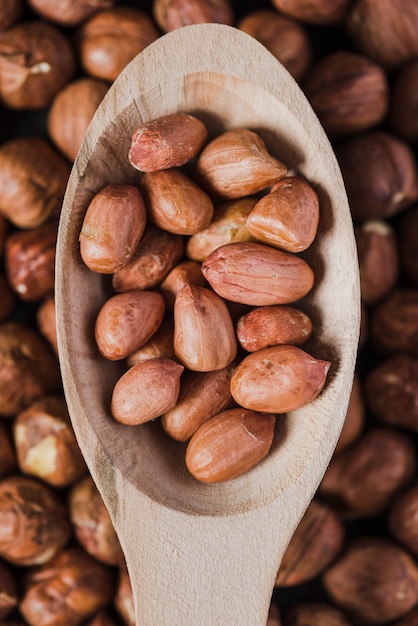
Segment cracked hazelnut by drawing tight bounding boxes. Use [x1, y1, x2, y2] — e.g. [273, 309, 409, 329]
[48, 77, 109, 162]
[0, 475, 71, 566]
[336, 130, 418, 221]
[355, 219, 399, 306]
[20, 546, 114, 626]
[303, 51, 389, 137]
[76, 7, 160, 82]
[153, 0, 234, 33]
[69, 475, 123, 566]
[0, 20, 76, 110]
[27, 0, 115, 27]
[13, 395, 86, 488]
[0, 559, 17, 620]
[370, 288, 418, 355]
[276, 498, 345, 587]
[319, 427, 416, 518]
[237, 9, 311, 81]
[0, 137, 70, 229]
[323, 537, 418, 624]
[5, 220, 57, 302]
[0, 322, 60, 418]
[283, 602, 352, 626]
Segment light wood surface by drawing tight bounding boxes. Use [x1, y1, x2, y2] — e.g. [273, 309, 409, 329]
[55, 24, 360, 626]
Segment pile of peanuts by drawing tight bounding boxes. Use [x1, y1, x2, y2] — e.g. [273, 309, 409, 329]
[0, 0, 418, 624]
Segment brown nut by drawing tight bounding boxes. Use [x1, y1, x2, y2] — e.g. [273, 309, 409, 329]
[126, 314, 175, 366]
[0, 0, 22, 30]
[159, 260, 206, 311]
[236, 305, 312, 352]
[162, 364, 234, 441]
[276, 498, 345, 587]
[0, 322, 60, 418]
[80, 184, 147, 274]
[202, 242, 314, 306]
[364, 354, 418, 432]
[355, 219, 399, 306]
[399, 206, 418, 287]
[185, 408, 276, 483]
[0, 273, 14, 322]
[270, 0, 352, 25]
[112, 225, 184, 292]
[388, 483, 418, 558]
[153, 0, 234, 33]
[5, 219, 57, 302]
[370, 288, 418, 355]
[195, 128, 287, 199]
[346, 0, 418, 71]
[27, 0, 114, 27]
[95, 289, 166, 361]
[0, 20, 76, 110]
[173, 284, 237, 371]
[0, 475, 71, 566]
[37, 294, 58, 356]
[334, 373, 365, 454]
[0, 560, 17, 620]
[283, 602, 352, 626]
[129, 112, 208, 172]
[115, 564, 134, 626]
[13, 395, 87, 488]
[0, 421, 17, 479]
[75, 7, 160, 82]
[303, 51, 389, 137]
[186, 197, 257, 262]
[69, 475, 124, 566]
[237, 9, 311, 82]
[140, 168, 214, 235]
[336, 130, 418, 221]
[388, 59, 418, 144]
[319, 427, 416, 518]
[322, 537, 418, 624]
[0, 137, 70, 229]
[20, 546, 114, 626]
[231, 344, 330, 414]
[48, 77, 109, 162]
[247, 176, 320, 252]
[111, 357, 184, 425]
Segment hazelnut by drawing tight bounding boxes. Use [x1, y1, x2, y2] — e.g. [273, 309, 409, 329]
[270, 0, 352, 24]
[0, 322, 60, 418]
[319, 427, 416, 518]
[27, 0, 115, 27]
[323, 537, 418, 624]
[303, 51, 389, 137]
[0, 273, 14, 322]
[69, 475, 124, 566]
[346, 0, 418, 71]
[388, 59, 418, 144]
[334, 373, 365, 454]
[370, 288, 418, 355]
[399, 206, 418, 287]
[5, 220, 57, 302]
[0, 475, 71, 566]
[364, 354, 418, 432]
[283, 602, 352, 626]
[13, 395, 87, 488]
[47, 77, 109, 162]
[0, 420, 16, 479]
[20, 546, 114, 626]
[0, 559, 17, 620]
[0, 20, 76, 110]
[153, 0, 234, 33]
[355, 219, 399, 306]
[0, 137, 70, 229]
[388, 483, 418, 558]
[237, 9, 311, 81]
[336, 130, 418, 221]
[0, 0, 22, 31]
[75, 7, 160, 82]
[275, 498, 345, 587]
[115, 564, 134, 626]
[37, 294, 58, 356]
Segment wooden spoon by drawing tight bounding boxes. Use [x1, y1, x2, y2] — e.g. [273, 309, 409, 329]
[56, 23, 360, 626]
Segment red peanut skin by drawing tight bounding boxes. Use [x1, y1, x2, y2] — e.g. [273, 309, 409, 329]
[236, 305, 312, 352]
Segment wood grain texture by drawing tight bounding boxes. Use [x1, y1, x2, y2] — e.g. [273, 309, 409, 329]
[55, 24, 360, 626]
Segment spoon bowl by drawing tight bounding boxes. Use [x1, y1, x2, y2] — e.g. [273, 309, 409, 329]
[56, 24, 360, 625]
